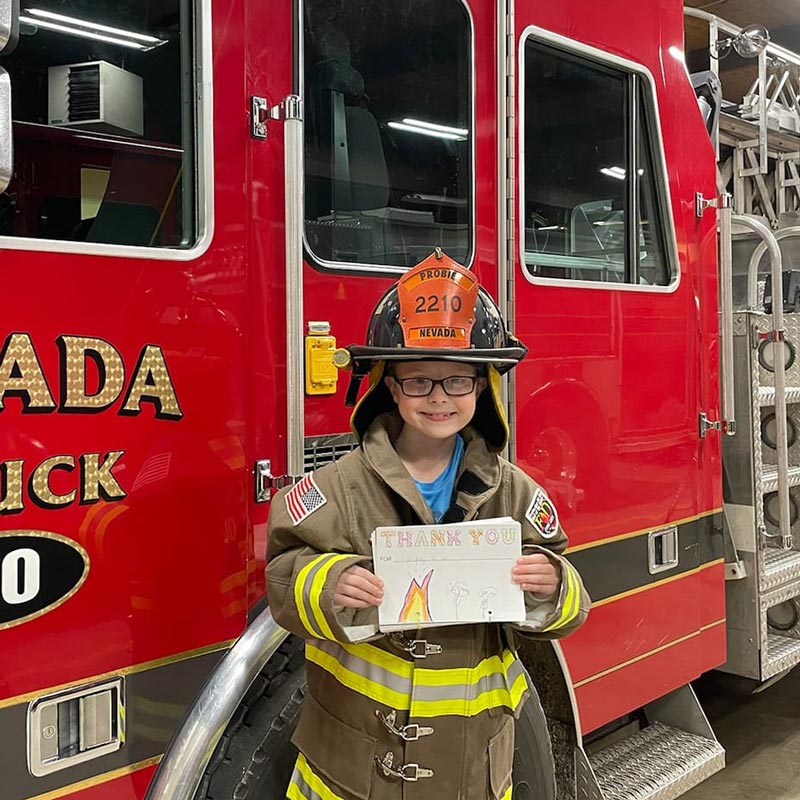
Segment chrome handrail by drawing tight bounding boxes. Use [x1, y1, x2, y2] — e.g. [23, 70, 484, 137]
[718, 197, 735, 433]
[285, 96, 306, 479]
[145, 609, 289, 800]
[738, 215, 792, 550]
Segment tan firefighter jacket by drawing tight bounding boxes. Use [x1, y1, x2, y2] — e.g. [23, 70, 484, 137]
[267, 412, 590, 800]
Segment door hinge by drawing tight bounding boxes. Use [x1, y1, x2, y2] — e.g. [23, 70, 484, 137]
[699, 411, 722, 438]
[254, 459, 301, 502]
[251, 94, 303, 140]
[695, 190, 731, 218]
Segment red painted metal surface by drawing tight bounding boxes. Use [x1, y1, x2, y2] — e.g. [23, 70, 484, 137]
[512, 0, 724, 733]
[575, 623, 726, 734]
[564, 566, 720, 685]
[0, 0, 253, 697]
[0, 0, 728, 795]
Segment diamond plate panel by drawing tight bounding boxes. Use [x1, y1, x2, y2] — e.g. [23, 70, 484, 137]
[761, 548, 800, 590]
[763, 633, 800, 679]
[758, 386, 800, 406]
[576, 747, 603, 800]
[751, 317, 768, 542]
[754, 314, 800, 389]
[757, 464, 800, 494]
[751, 315, 800, 588]
[588, 723, 724, 800]
[759, 580, 800, 610]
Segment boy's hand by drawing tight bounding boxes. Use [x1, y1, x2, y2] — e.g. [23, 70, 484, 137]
[333, 565, 384, 608]
[511, 554, 561, 599]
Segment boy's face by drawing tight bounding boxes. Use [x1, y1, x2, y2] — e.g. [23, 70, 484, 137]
[385, 360, 486, 442]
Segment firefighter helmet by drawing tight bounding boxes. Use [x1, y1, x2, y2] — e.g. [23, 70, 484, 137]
[336, 250, 527, 451]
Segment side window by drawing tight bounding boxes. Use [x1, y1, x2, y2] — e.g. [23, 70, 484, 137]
[3, 2, 197, 248]
[304, 0, 472, 271]
[521, 39, 673, 287]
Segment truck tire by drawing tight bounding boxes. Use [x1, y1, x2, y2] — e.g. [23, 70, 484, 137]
[196, 639, 556, 800]
[513, 678, 557, 800]
[194, 636, 305, 800]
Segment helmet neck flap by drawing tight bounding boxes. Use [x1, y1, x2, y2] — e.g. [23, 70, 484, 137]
[351, 360, 511, 452]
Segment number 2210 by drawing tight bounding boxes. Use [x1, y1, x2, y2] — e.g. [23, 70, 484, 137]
[414, 295, 462, 313]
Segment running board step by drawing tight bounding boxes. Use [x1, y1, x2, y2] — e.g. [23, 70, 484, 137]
[576, 685, 724, 800]
[584, 722, 724, 800]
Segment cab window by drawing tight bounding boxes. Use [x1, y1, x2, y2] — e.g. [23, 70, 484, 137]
[521, 38, 673, 287]
[2, 1, 197, 248]
[304, 0, 473, 272]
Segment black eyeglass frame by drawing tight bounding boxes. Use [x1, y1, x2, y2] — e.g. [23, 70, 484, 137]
[392, 376, 480, 397]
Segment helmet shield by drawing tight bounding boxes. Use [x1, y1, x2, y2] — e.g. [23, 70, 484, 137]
[396, 256, 479, 349]
[339, 250, 526, 451]
[341, 251, 526, 376]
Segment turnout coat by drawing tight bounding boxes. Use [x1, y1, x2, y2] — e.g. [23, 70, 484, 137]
[267, 412, 590, 800]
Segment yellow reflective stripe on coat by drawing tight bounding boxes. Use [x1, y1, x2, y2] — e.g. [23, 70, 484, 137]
[294, 554, 352, 640]
[306, 641, 528, 718]
[544, 562, 579, 632]
[294, 556, 328, 638]
[288, 753, 346, 800]
[306, 641, 413, 710]
[309, 554, 352, 639]
[501, 786, 513, 800]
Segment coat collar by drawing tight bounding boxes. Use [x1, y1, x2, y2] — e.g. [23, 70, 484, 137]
[361, 412, 502, 523]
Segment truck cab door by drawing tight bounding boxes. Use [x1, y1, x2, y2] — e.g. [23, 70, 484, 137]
[509, 5, 724, 735]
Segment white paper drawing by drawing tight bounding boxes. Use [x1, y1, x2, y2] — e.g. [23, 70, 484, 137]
[372, 517, 525, 631]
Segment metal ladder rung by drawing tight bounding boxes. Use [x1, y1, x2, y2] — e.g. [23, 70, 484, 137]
[763, 633, 800, 680]
[758, 386, 800, 406]
[759, 464, 800, 494]
[761, 548, 800, 591]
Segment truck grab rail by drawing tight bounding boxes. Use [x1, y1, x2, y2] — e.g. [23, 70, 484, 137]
[144, 608, 289, 800]
[285, 96, 306, 479]
[739, 215, 792, 549]
[719, 199, 735, 433]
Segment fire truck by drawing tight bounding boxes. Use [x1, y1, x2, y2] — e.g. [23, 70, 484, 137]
[3, 0, 800, 798]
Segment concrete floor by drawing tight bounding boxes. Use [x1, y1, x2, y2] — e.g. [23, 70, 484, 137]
[683, 668, 800, 799]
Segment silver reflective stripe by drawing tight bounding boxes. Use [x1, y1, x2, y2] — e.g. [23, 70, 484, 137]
[414, 653, 524, 704]
[289, 766, 318, 800]
[311, 641, 525, 713]
[312, 640, 412, 695]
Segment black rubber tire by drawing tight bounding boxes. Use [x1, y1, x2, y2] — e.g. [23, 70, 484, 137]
[194, 636, 306, 800]
[512, 677, 557, 800]
[196, 639, 556, 800]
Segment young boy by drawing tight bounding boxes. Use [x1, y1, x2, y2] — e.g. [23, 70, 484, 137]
[266, 252, 589, 800]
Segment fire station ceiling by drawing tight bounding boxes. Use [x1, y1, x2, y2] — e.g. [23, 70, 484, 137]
[685, 0, 800, 33]
[685, 0, 800, 105]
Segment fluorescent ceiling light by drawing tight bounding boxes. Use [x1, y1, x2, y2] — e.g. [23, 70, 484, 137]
[20, 15, 146, 48]
[27, 8, 161, 43]
[600, 166, 645, 180]
[388, 121, 467, 141]
[600, 166, 626, 180]
[401, 118, 469, 137]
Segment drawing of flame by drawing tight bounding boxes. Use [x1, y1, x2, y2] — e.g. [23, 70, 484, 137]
[399, 569, 434, 624]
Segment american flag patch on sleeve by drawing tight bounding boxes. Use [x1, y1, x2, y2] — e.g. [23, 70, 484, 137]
[286, 473, 328, 526]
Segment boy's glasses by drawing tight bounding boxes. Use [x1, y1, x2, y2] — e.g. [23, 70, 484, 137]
[393, 376, 478, 397]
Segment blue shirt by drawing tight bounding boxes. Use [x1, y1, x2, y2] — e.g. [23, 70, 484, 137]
[414, 435, 465, 522]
